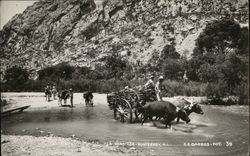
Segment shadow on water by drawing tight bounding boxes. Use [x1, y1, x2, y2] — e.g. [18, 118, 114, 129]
[82, 107, 96, 120]
[55, 108, 77, 121]
[60, 105, 73, 108]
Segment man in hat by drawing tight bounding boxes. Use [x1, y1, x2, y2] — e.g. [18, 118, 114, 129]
[155, 76, 165, 101]
[51, 84, 57, 100]
[145, 75, 155, 89]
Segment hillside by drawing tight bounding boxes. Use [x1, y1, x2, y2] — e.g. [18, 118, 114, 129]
[0, 0, 248, 76]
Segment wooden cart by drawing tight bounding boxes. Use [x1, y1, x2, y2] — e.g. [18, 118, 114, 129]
[107, 86, 157, 123]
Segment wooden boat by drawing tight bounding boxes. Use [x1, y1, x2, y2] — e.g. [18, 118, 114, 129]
[1, 105, 31, 117]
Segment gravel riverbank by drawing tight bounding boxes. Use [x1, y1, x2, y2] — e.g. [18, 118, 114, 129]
[1, 134, 145, 156]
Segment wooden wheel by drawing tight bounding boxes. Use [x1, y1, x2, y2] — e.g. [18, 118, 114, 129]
[134, 109, 143, 122]
[113, 99, 133, 123]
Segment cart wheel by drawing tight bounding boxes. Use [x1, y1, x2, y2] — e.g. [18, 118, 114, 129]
[113, 99, 133, 123]
[134, 109, 143, 123]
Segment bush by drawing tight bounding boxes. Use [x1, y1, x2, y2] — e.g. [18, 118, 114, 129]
[38, 62, 75, 81]
[205, 80, 229, 99]
[162, 58, 185, 80]
[162, 80, 207, 97]
[4, 66, 29, 91]
[23, 80, 44, 92]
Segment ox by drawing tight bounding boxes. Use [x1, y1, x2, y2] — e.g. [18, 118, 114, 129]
[171, 98, 204, 123]
[141, 101, 190, 128]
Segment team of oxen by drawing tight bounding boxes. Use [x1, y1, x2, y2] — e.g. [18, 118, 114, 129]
[139, 98, 204, 128]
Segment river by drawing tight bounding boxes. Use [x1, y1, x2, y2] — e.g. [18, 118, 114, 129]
[1, 93, 249, 155]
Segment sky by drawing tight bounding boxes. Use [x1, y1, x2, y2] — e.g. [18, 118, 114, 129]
[0, 0, 37, 29]
[0, 0, 104, 30]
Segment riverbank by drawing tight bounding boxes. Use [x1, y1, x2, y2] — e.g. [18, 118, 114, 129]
[1, 135, 144, 156]
[1, 92, 109, 110]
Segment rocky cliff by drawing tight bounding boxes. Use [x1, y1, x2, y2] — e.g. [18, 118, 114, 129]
[0, 0, 248, 77]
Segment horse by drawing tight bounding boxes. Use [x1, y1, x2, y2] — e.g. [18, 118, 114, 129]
[58, 90, 70, 106]
[83, 91, 93, 106]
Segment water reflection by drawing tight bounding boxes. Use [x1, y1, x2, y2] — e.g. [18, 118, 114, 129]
[57, 109, 69, 121]
[44, 110, 51, 122]
[82, 107, 95, 120]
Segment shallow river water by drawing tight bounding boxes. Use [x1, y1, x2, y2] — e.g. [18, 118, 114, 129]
[1, 93, 249, 156]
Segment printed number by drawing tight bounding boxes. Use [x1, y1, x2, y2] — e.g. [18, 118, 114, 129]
[226, 141, 232, 147]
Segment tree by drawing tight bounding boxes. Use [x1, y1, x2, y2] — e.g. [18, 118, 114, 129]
[161, 44, 180, 60]
[38, 62, 75, 81]
[162, 58, 185, 80]
[157, 43, 182, 79]
[186, 57, 202, 81]
[105, 54, 127, 79]
[189, 19, 248, 99]
[236, 27, 249, 55]
[193, 19, 241, 56]
[72, 66, 91, 80]
[4, 66, 29, 91]
[220, 52, 246, 94]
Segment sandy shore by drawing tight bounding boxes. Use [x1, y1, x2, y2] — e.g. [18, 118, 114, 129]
[1, 135, 144, 156]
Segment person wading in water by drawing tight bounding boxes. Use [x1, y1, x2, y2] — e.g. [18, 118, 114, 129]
[69, 88, 74, 108]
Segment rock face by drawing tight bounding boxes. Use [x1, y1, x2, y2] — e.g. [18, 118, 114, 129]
[0, 0, 248, 75]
